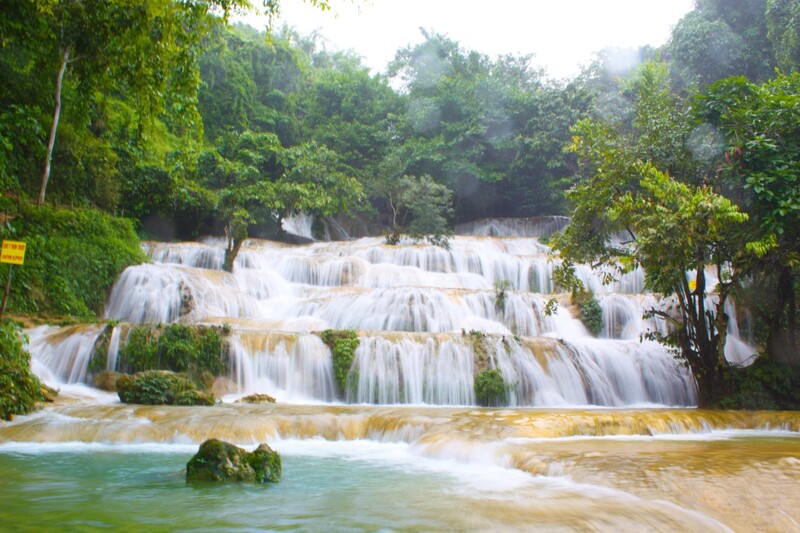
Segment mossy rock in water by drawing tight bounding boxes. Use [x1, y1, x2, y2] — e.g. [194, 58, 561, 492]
[117, 371, 215, 406]
[236, 393, 276, 404]
[186, 439, 281, 483]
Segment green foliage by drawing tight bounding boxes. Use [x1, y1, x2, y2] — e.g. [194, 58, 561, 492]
[0, 203, 146, 320]
[384, 31, 582, 221]
[117, 371, 215, 406]
[320, 329, 359, 398]
[666, 0, 774, 86]
[397, 174, 453, 247]
[494, 279, 512, 312]
[696, 73, 800, 363]
[720, 358, 800, 409]
[556, 62, 755, 405]
[118, 324, 226, 385]
[766, 0, 800, 72]
[573, 290, 604, 336]
[474, 368, 506, 407]
[0, 322, 48, 420]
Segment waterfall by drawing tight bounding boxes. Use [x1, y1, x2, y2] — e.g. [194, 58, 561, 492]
[26, 217, 755, 406]
[27, 325, 105, 385]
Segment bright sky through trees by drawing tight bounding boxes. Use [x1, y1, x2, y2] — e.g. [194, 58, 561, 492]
[241, 0, 695, 78]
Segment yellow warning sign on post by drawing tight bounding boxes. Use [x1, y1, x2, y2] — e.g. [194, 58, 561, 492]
[1, 240, 26, 265]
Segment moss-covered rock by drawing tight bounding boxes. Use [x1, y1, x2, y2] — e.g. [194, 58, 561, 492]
[186, 439, 281, 483]
[236, 393, 276, 404]
[117, 371, 215, 406]
[320, 329, 359, 399]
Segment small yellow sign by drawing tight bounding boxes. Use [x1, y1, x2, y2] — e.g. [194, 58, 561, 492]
[688, 280, 697, 291]
[1, 240, 26, 265]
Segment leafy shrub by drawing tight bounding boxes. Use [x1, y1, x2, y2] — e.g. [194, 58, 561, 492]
[118, 324, 226, 385]
[720, 358, 800, 410]
[474, 368, 506, 407]
[573, 289, 603, 336]
[119, 325, 159, 372]
[0, 202, 146, 320]
[0, 322, 48, 420]
[320, 329, 359, 398]
[117, 371, 215, 406]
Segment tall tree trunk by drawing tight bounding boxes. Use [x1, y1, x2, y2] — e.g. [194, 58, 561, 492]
[39, 48, 70, 206]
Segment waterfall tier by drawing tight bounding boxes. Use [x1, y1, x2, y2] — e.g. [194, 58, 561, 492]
[27, 221, 757, 407]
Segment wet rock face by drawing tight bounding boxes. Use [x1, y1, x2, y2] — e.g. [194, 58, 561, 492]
[186, 439, 281, 483]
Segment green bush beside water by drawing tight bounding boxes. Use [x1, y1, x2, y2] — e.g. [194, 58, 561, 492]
[117, 371, 215, 406]
[721, 358, 800, 410]
[474, 368, 506, 407]
[118, 324, 226, 387]
[0, 202, 146, 320]
[0, 323, 48, 420]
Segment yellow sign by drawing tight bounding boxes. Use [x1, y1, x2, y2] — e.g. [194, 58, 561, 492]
[688, 280, 697, 291]
[1, 240, 26, 265]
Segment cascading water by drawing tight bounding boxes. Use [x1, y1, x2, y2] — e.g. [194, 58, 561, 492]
[26, 216, 758, 406]
[6, 217, 799, 532]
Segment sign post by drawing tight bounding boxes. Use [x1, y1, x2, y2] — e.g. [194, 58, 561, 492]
[0, 240, 26, 321]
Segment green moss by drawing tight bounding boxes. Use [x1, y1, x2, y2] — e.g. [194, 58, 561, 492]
[118, 324, 226, 387]
[248, 443, 282, 483]
[320, 329, 359, 399]
[0, 203, 146, 320]
[117, 371, 215, 406]
[186, 439, 281, 484]
[87, 325, 112, 374]
[474, 368, 506, 407]
[0, 322, 50, 420]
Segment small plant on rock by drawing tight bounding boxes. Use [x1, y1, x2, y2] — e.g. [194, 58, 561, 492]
[474, 368, 506, 407]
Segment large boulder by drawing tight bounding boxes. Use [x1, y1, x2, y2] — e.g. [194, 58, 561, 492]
[186, 439, 281, 483]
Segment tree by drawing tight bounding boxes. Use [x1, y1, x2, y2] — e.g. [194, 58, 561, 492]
[297, 49, 401, 184]
[553, 61, 753, 406]
[22, 0, 250, 205]
[386, 31, 566, 221]
[698, 73, 800, 364]
[392, 174, 453, 247]
[198, 131, 363, 271]
[766, 0, 800, 71]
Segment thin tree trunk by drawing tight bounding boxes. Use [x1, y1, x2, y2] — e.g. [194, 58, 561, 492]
[39, 47, 70, 206]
